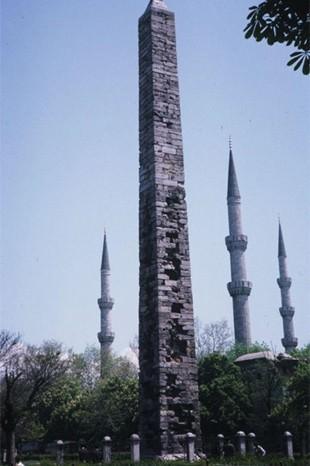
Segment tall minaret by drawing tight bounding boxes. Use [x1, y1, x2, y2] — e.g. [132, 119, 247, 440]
[97, 232, 114, 376]
[225, 145, 252, 346]
[138, 0, 201, 457]
[277, 222, 298, 353]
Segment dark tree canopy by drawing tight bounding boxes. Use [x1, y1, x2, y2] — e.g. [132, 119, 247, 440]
[244, 0, 310, 74]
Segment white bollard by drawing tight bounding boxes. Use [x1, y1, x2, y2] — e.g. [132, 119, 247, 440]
[103, 436, 112, 464]
[236, 431, 246, 456]
[130, 434, 140, 463]
[185, 433, 196, 463]
[247, 432, 256, 454]
[217, 434, 225, 457]
[284, 431, 294, 459]
[56, 440, 64, 466]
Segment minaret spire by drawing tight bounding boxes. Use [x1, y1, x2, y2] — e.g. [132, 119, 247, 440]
[277, 221, 298, 353]
[97, 231, 114, 376]
[278, 221, 287, 258]
[225, 144, 252, 346]
[101, 230, 110, 271]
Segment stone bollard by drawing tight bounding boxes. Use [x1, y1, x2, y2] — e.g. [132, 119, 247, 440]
[247, 432, 256, 454]
[103, 436, 112, 464]
[236, 431, 246, 456]
[217, 434, 225, 457]
[130, 434, 140, 463]
[284, 431, 294, 459]
[56, 440, 64, 466]
[185, 433, 196, 463]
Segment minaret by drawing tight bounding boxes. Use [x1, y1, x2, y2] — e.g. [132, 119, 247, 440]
[97, 231, 114, 376]
[277, 222, 298, 353]
[225, 145, 252, 346]
[138, 0, 201, 457]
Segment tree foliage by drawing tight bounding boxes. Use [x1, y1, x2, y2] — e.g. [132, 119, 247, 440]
[272, 348, 310, 454]
[244, 0, 310, 74]
[195, 319, 233, 359]
[199, 354, 250, 441]
[0, 335, 68, 465]
[225, 341, 270, 362]
[81, 376, 139, 448]
[36, 375, 86, 442]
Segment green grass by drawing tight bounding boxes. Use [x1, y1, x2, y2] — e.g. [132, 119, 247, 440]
[23, 458, 309, 466]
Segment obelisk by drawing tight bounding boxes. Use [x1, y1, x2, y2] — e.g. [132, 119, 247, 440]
[138, 0, 201, 458]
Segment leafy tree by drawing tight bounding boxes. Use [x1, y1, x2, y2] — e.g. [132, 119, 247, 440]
[0, 331, 21, 365]
[195, 319, 233, 359]
[81, 376, 139, 448]
[36, 375, 86, 442]
[31, 349, 138, 445]
[70, 345, 138, 389]
[70, 345, 101, 389]
[0, 336, 68, 465]
[272, 346, 310, 455]
[241, 358, 285, 449]
[244, 0, 310, 75]
[226, 341, 270, 362]
[198, 354, 250, 442]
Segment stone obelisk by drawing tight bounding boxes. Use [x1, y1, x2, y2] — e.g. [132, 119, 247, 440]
[138, 0, 201, 458]
[225, 147, 252, 346]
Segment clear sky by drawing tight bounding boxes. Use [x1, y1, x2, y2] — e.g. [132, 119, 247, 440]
[1, 0, 309, 355]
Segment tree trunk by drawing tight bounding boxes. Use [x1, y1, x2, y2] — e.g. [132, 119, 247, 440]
[5, 430, 16, 466]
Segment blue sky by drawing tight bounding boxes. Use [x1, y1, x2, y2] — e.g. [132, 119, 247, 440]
[1, 0, 309, 354]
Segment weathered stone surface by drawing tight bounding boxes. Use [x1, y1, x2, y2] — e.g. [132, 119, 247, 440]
[138, 0, 201, 458]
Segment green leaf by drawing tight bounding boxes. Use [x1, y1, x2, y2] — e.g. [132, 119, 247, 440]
[293, 56, 304, 70]
[290, 51, 304, 57]
[302, 57, 310, 75]
[245, 26, 255, 39]
[287, 54, 303, 66]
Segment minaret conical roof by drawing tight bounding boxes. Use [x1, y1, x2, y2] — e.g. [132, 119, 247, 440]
[278, 222, 287, 258]
[101, 231, 110, 271]
[227, 149, 241, 199]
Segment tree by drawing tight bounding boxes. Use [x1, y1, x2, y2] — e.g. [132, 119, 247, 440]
[272, 345, 310, 455]
[0, 335, 68, 465]
[0, 331, 21, 366]
[80, 375, 139, 448]
[241, 358, 285, 449]
[198, 353, 250, 444]
[244, 1, 310, 75]
[195, 319, 233, 359]
[70, 345, 101, 389]
[70, 345, 138, 389]
[32, 349, 138, 445]
[36, 375, 86, 442]
[225, 341, 270, 362]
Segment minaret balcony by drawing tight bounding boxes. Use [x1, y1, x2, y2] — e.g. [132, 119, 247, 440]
[227, 280, 252, 297]
[281, 336, 298, 349]
[227, 196, 241, 205]
[277, 277, 292, 289]
[97, 332, 115, 345]
[225, 235, 248, 252]
[98, 297, 114, 310]
[279, 306, 295, 318]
